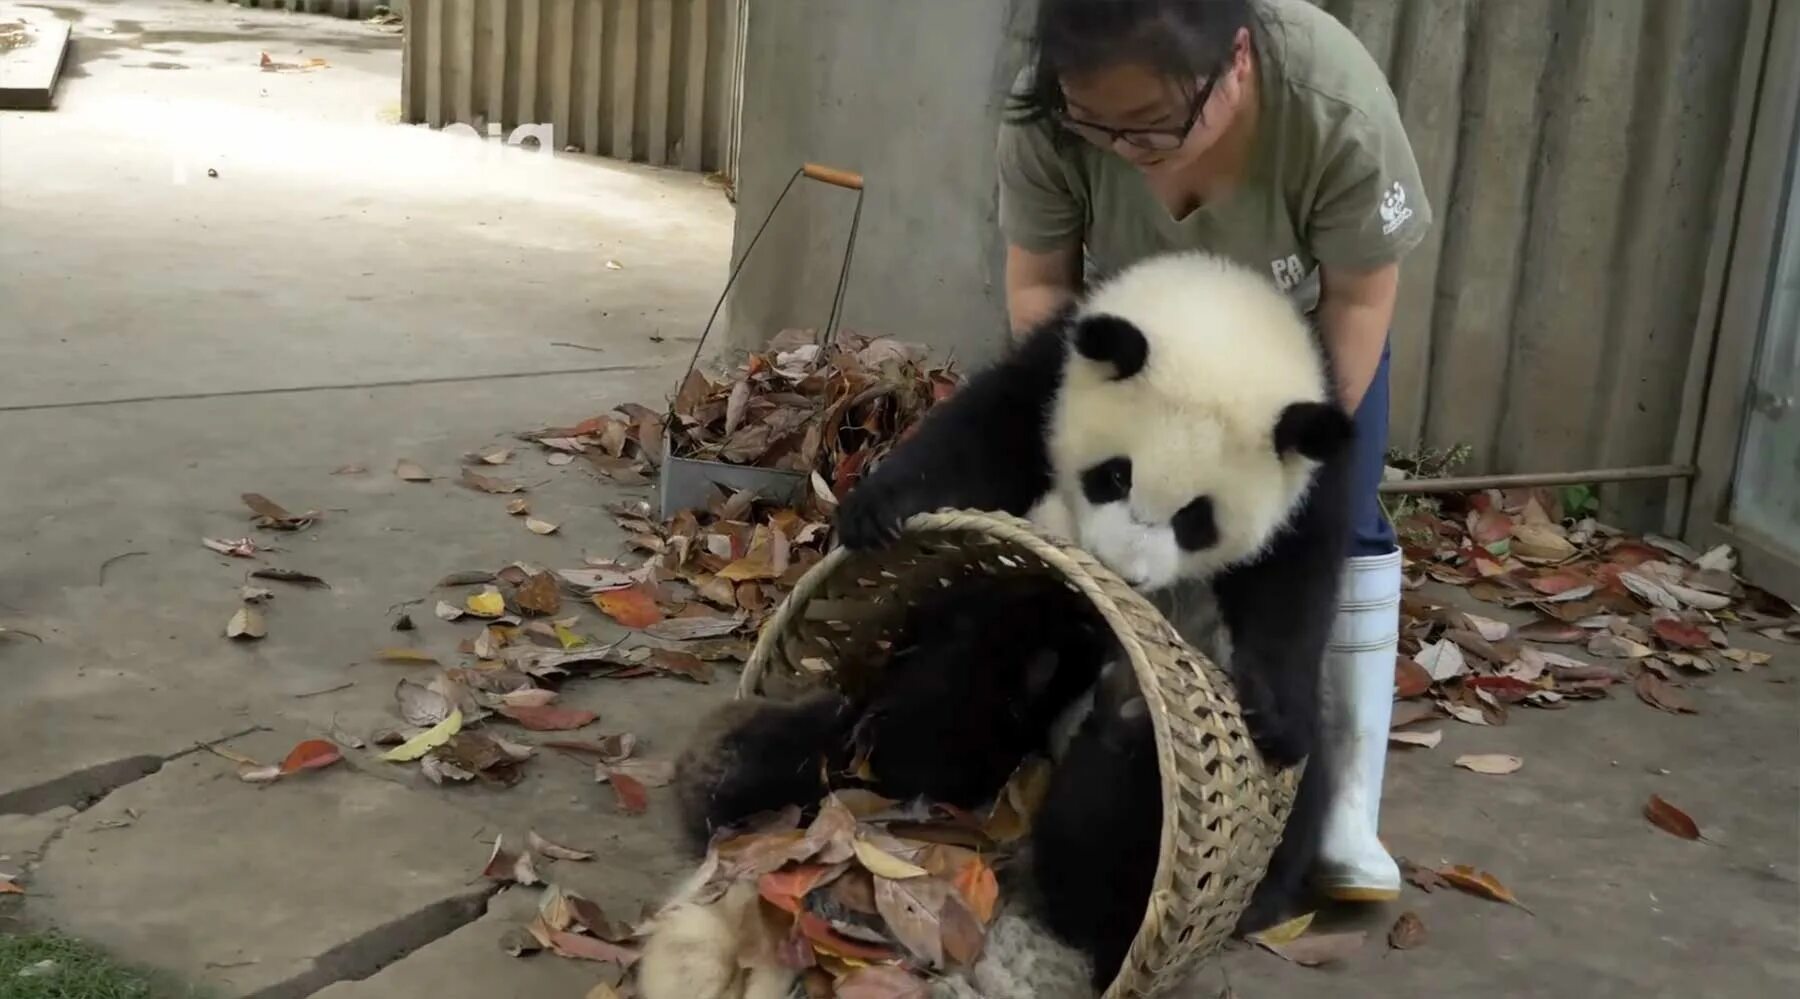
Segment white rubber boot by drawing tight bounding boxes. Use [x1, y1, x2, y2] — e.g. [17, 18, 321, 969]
[1314, 547, 1403, 901]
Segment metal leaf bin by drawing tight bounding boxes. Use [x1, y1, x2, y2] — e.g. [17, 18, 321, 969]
[658, 162, 866, 519]
[739, 510, 1301, 998]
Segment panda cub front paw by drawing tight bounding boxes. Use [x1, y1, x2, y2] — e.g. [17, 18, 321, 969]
[836, 481, 913, 550]
[1234, 671, 1313, 771]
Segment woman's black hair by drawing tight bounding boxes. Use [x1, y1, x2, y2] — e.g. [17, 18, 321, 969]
[1008, 0, 1259, 126]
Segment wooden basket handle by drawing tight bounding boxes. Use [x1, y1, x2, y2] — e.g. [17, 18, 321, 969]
[802, 162, 864, 190]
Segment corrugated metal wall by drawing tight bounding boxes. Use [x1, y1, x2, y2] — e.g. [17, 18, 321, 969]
[1334, 0, 1753, 477]
[400, 0, 741, 172]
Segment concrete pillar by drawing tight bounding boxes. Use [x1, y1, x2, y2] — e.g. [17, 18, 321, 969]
[721, 0, 1034, 363]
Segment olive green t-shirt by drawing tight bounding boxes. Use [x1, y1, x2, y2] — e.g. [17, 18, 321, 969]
[997, 0, 1431, 313]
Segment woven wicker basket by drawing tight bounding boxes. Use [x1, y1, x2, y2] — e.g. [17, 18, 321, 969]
[739, 510, 1300, 999]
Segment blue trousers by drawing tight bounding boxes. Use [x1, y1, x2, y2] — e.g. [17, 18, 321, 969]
[1347, 341, 1397, 558]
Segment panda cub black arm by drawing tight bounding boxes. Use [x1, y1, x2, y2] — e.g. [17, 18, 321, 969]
[1211, 454, 1353, 770]
[836, 312, 1070, 549]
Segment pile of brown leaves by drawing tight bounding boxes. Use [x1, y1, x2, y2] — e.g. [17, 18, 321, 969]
[660, 329, 959, 490]
[1390, 488, 1797, 736]
[635, 765, 1044, 996]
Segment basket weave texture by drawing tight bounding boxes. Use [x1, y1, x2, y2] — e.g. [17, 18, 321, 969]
[739, 510, 1300, 998]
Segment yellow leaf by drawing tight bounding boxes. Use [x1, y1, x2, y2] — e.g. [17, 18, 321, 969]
[1248, 911, 1315, 946]
[585, 986, 622, 999]
[377, 648, 439, 665]
[380, 708, 463, 762]
[466, 589, 506, 618]
[554, 624, 587, 649]
[852, 839, 927, 880]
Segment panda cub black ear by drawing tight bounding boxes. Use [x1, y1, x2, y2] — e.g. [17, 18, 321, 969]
[1072, 315, 1149, 381]
[1274, 401, 1355, 461]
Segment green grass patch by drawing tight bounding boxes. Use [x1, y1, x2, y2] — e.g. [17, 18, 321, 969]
[0, 931, 205, 999]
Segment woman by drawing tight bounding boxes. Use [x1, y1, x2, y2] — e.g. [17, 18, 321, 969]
[998, 0, 1429, 903]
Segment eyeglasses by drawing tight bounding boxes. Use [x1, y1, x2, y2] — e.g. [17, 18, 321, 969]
[1055, 76, 1216, 152]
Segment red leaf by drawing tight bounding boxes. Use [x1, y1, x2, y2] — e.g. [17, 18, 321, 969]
[834, 965, 928, 999]
[1644, 794, 1702, 840]
[1470, 510, 1514, 545]
[610, 772, 649, 815]
[279, 739, 343, 774]
[1530, 570, 1589, 596]
[794, 911, 898, 963]
[593, 584, 664, 629]
[498, 704, 598, 731]
[1465, 676, 1541, 702]
[1518, 619, 1585, 644]
[1394, 657, 1433, 699]
[1651, 616, 1711, 651]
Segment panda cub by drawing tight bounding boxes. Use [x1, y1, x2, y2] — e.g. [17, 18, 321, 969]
[838, 251, 1357, 954]
[671, 572, 1113, 852]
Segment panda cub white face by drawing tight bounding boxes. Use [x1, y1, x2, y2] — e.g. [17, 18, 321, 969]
[1044, 252, 1352, 592]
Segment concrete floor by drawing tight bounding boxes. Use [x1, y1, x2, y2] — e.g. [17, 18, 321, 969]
[1, 3, 1796, 999]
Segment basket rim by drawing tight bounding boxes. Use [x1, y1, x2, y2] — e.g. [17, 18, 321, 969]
[738, 508, 1264, 999]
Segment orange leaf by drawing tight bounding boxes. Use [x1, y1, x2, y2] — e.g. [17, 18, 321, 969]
[1394, 656, 1432, 699]
[1436, 865, 1532, 913]
[759, 864, 838, 914]
[498, 704, 598, 731]
[951, 856, 998, 924]
[279, 739, 343, 774]
[0, 880, 23, 895]
[1643, 794, 1701, 841]
[610, 772, 648, 815]
[593, 584, 663, 629]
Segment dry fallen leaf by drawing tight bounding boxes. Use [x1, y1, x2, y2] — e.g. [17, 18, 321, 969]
[528, 830, 595, 861]
[462, 468, 527, 494]
[225, 606, 266, 640]
[875, 875, 948, 969]
[1454, 754, 1523, 775]
[951, 856, 998, 925]
[279, 739, 342, 774]
[377, 648, 439, 666]
[834, 966, 928, 999]
[506, 498, 531, 517]
[602, 759, 676, 788]
[438, 570, 496, 588]
[515, 572, 563, 616]
[1644, 794, 1703, 841]
[1247, 911, 1315, 946]
[609, 771, 649, 815]
[1390, 729, 1443, 749]
[1388, 911, 1427, 950]
[1257, 929, 1367, 967]
[379, 708, 463, 762]
[332, 463, 368, 475]
[1634, 672, 1697, 714]
[644, 616, 741, 641]
[434, 600, 465, 622]
[1400, 858, 1448, 892]
[853, 839, 928, 880]
[1437, 865, 1532, 913]
[500, 688, 558, 708]
[466, 588, 507, 618]
[203, 537, 259, 558]
[499, 704, 597, 731]
[395, 460, 433, 482]
[593, 585, 663, 629]
[250, 567, 329, 588]
[242, 492, 318, 530]
[525, 518, 561, 536]
[1417, 640, 1468, 681]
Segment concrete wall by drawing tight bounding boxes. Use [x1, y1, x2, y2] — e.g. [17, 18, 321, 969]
[399, 0, 742, 172]
[723, 0, 1756, 489]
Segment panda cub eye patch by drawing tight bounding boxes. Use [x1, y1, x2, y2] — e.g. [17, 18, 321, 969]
[1172, 496, 1219, 551]
[1080, 457, 1132, 505]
